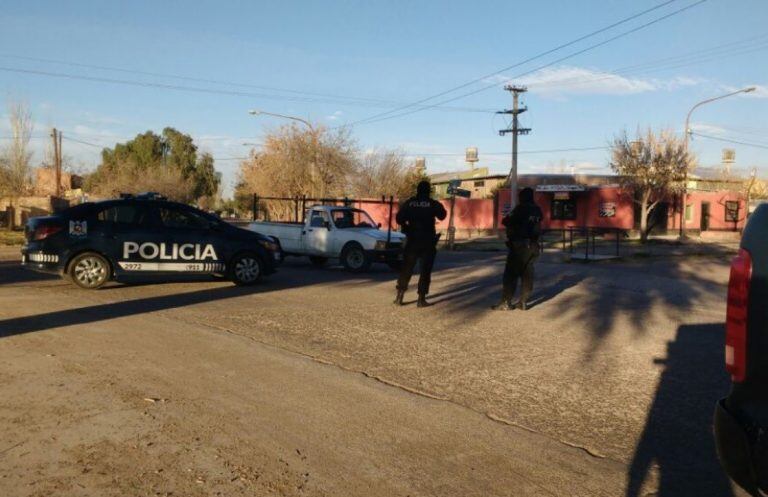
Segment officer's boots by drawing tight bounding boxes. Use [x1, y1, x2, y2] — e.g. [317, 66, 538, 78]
[416, 294, 433, 308]
[393, 289, 405, 306]
[491, 292, 514, 311]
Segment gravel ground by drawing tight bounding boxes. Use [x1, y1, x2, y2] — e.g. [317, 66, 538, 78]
[0, 246, 745, 496]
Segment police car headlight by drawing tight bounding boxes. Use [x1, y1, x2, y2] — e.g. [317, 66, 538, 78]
[375, 240, 387, 251]
[258, 239, 280, 252]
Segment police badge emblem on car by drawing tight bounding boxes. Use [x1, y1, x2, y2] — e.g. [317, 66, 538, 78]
[69, 220, 87, 237]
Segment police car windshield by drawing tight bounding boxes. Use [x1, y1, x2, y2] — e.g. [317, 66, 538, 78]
[331, 209, 376, 229]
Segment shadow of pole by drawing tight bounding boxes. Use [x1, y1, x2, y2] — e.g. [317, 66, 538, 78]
[626, 323, 734, 497]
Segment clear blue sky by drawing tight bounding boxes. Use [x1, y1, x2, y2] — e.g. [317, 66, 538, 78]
[1, 0, 766, 196]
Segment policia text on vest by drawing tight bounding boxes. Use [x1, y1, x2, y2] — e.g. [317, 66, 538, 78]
[393, 181, 447, 308]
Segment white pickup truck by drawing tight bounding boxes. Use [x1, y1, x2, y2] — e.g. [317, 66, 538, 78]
[247, 205, 405, 271]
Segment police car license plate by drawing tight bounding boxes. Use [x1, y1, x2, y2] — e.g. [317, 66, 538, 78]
[118, 262, 212, 272]
[273, 252, 281, 261]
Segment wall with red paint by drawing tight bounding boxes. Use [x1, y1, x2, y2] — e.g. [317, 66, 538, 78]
[666, 191, 746, 231]
[354, 187, 745, 234]
[496, 187, 634, 230]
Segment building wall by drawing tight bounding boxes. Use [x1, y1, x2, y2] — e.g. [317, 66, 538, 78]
[497, 187, 634, 230]
[0, 196, 70, 228]
[666, 191, 746, 232]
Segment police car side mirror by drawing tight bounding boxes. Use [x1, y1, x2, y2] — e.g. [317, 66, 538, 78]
[323, 221, 331, 230]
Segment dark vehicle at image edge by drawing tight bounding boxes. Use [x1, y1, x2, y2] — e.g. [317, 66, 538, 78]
[21, 194, 281, 289]
[715, 203, 768, 496]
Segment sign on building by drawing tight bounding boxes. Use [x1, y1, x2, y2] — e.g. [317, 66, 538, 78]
[535, 184, 587, 192]
[599, 202, 616, 217]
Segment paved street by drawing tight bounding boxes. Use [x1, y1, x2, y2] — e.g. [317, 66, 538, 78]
[0, 247, 745, 496]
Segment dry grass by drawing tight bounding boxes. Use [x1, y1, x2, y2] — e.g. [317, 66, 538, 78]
[0, 229, 24, 246]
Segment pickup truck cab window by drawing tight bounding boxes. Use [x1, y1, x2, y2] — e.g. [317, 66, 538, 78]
[309, 210, 330, 228]
[331, 209, 376, 229]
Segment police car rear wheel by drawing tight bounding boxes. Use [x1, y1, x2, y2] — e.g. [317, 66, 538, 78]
[230, 253, 262, 285]
[69, 253, 110, 289]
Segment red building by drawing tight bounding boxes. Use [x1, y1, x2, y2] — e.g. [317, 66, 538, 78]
[497, 174, 747, 233]
[358, 174, 747, 237]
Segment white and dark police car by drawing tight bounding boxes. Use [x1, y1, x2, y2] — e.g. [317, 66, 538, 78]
[21, 193, 281, 289]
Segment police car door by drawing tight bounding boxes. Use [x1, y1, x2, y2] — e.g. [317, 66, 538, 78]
[154, 204, 224, 273]
[93, 201, 160, 274]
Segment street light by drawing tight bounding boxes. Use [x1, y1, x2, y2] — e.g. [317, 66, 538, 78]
[248, 109, 319, 197]
[248, 109, 313, 131]
[679, 86, 756, 238]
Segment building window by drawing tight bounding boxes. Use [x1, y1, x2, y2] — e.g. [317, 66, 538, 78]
[725, 201, 740, 222]
[551, 199, 577, 220]
[473, 180, 485, 187]
[685, 204, 693, 222]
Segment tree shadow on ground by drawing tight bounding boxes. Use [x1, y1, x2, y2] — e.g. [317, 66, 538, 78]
[626, 322, 733, 497]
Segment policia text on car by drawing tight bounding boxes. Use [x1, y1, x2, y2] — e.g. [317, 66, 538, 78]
[394, 180, 447, 308]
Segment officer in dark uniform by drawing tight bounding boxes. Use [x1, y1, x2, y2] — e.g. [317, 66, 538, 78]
[394, 180, 447, 307]
[493, 187, 543, 311]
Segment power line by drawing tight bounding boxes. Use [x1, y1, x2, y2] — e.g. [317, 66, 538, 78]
[0, 65, 495, 114]
[63, 136, 105, 148]
[347, 0, 679, 126]
[350, 0, 708, 127]
[691, 132, 768, 150]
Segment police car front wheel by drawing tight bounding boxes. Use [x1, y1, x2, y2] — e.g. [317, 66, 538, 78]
[229, 253, 263, 285]
[68, 252, 111, 289]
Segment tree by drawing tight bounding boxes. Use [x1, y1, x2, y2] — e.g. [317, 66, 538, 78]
[236, 124, 357, 220]
[610, 129, 694, 243]
[0, 100, 33, 197]
[85, 128, 220, 203]
[352, 150, 427, 199]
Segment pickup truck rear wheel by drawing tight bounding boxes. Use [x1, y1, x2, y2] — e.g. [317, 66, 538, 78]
[341, 243, 372, 272]
[229, 252, 263, 285]
[309, 256, 328, 267]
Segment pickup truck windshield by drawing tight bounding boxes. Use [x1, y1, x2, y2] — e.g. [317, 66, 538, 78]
[331, 209, 377, 229]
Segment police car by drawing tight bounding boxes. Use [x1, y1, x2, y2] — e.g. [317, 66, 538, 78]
[21, 193, 281, 289]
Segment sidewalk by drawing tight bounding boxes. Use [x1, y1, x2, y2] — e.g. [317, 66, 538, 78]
[448, 234, 739, 261]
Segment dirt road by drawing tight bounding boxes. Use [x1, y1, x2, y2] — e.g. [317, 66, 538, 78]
[0, 247, 744, 496]
[0, 271, 626, 496]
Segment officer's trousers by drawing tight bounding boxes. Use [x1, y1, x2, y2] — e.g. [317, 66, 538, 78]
[502, 240, 539, 303]
[396, 237, 437, 296]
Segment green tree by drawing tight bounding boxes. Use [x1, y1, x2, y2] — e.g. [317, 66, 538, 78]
[86, 128, 220, 203]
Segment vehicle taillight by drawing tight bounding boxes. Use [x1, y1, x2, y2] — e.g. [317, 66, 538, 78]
[33, 224, 63, 241]
[726, 248, 752, 382]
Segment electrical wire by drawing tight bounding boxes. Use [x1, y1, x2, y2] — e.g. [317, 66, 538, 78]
[690, 132, 768, 150]
[349, 0, 709, 127]
[346, 0, 680, 126]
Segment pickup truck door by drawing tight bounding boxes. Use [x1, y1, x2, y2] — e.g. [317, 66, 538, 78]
[303, 209, 332, 255]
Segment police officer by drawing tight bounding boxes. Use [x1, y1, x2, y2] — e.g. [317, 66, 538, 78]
[394, 180, 447, 307]
[493, 187, 543, 311]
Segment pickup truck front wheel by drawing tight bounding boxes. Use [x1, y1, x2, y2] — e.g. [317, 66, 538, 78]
[341, 243, 372, 272]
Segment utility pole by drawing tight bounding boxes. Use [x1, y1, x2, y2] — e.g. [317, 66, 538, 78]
[51, 128, 62, 197]
[497, 85, 530, 209]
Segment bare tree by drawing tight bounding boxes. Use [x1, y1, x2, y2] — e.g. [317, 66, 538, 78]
[610, 129, 694, 243]
[352, 149, 426, 199]
[0, 100, 33, 197]
[236, 124, 357, 220]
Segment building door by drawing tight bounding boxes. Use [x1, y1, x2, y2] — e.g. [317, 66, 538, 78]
[701, 202, 711, 231]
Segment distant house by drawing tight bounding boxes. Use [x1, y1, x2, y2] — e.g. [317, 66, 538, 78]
[428, 167, 507, 199]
